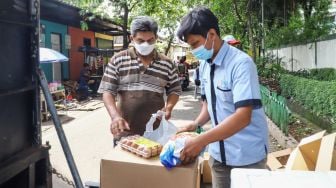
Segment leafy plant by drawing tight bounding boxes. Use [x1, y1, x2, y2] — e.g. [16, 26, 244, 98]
[287, 68, 336, 81]
[309, 68, 336, 81]
[280, 74, 336, 131]
[256, 53, 285, 80]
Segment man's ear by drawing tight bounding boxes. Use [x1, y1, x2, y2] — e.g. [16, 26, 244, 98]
[208, 29, 217, 41]
[130, 35, 134, 42]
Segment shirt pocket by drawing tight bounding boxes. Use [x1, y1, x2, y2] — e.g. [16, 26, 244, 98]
[216, 80, 233, 102]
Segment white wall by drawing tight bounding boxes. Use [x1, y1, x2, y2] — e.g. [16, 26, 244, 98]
[170, 46, 187, 61]
[317, 39, 336, 68]
[269, 38, 336, 71]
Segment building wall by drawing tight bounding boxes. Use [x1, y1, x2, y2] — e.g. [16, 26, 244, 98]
[96, 38, 113, 49]
[113, 35, 124, 51]
[68, 26, 95, 81]
[268, 1, 336, 71]
[169, 45, 188, 61]
[269, 38, 336, 71]
[95, 32, 114, 49]
[40, 20, 69, 81]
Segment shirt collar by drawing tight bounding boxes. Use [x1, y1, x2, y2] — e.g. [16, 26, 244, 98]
[212, 41, 229, 66]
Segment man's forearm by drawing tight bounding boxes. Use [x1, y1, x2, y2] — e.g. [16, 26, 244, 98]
[166, 93, 179, 111]
[194, 101, 210, 127]
[197, 106, 252, 146]
[102, 92, 121, 120]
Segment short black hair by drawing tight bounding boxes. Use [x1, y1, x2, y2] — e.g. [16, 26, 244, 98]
[130, 16, 158, 36]
[177, 7, 220, 42]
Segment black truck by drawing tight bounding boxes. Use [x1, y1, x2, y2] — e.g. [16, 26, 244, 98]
[0, 0, 52, 187]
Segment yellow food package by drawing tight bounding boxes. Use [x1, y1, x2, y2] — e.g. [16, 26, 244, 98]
[119, 135, 163, 158]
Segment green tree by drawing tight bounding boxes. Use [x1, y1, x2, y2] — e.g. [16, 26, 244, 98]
[187, 0, 261, 60]
[111, 0, 142, 49]
[63, 0, 141, 49]
[64, 0, 190, 52]
[137, 0, 188, 55]
[266, 0, 334, 48]
[300, 0, 334, 42]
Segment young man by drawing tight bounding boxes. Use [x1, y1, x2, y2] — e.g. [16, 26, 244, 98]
[98, 16, 181, 144]
[177, 7, 268, 188]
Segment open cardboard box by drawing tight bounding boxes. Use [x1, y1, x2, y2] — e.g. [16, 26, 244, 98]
[100, 146, 200, 188]
[267, 148, 292, 170]
[267, 131, 336, 171]
[200, 152, 212, 183]
[286, 131, 336, 171]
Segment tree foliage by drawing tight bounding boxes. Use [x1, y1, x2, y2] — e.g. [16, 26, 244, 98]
[61, 0, 335, 55]
[196, 0, 261, 60]
[136, 0, 189, 54]
[266, 0, 335, 48]
[63, 0, 190, 51]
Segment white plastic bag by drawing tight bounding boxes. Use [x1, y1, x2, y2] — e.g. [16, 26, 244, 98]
[143, 110, 178, 145]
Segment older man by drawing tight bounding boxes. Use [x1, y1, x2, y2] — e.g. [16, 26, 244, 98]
[98, 16, 181, 144]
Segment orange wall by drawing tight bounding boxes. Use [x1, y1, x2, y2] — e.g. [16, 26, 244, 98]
[68, 26, 95, 81]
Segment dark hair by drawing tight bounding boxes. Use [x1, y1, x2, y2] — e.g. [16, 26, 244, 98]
[130, 16, 158, 36]
[177, 7, 220, 42]
[83, 63, 90, 67]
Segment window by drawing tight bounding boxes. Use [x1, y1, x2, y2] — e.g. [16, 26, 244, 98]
[83, 38, 91, 47]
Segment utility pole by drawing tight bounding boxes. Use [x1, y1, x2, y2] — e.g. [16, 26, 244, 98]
[261, 0, 265, 56]
[284, 0, 287, 26]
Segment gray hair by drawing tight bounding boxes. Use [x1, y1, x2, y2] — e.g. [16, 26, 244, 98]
[130, 16, 158, 36]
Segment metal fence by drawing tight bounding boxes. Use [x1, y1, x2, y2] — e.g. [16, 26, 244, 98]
[260, 85, 291, 135]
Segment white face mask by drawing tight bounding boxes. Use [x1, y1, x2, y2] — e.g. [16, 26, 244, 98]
[134, 42, 155, 56]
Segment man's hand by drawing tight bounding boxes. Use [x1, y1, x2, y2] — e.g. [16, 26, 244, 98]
[177, 121, 198, 134]
[161, 107, 172, 120]
[180, 136, 205, 164]
[110, 116, 130, 136]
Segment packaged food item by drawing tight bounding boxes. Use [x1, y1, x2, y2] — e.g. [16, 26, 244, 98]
[119, 135, 163, 158]
[169, 132, 199, 140]
[160, 132, 199, 169]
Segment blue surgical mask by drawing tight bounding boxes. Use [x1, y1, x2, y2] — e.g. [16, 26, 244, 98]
[192, 35, 214, 60]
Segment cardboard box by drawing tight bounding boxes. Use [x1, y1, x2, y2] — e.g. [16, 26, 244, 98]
[200, 152, 212, 183]
[286, 131, 336, 171]
[266, 148, 292, 170]
[196, 163, 200, 188]
[100, 146, 199, 188]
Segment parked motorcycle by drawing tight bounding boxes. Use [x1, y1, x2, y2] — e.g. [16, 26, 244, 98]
[177, 57, 190, 91]
[179, 72, 189, 91]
